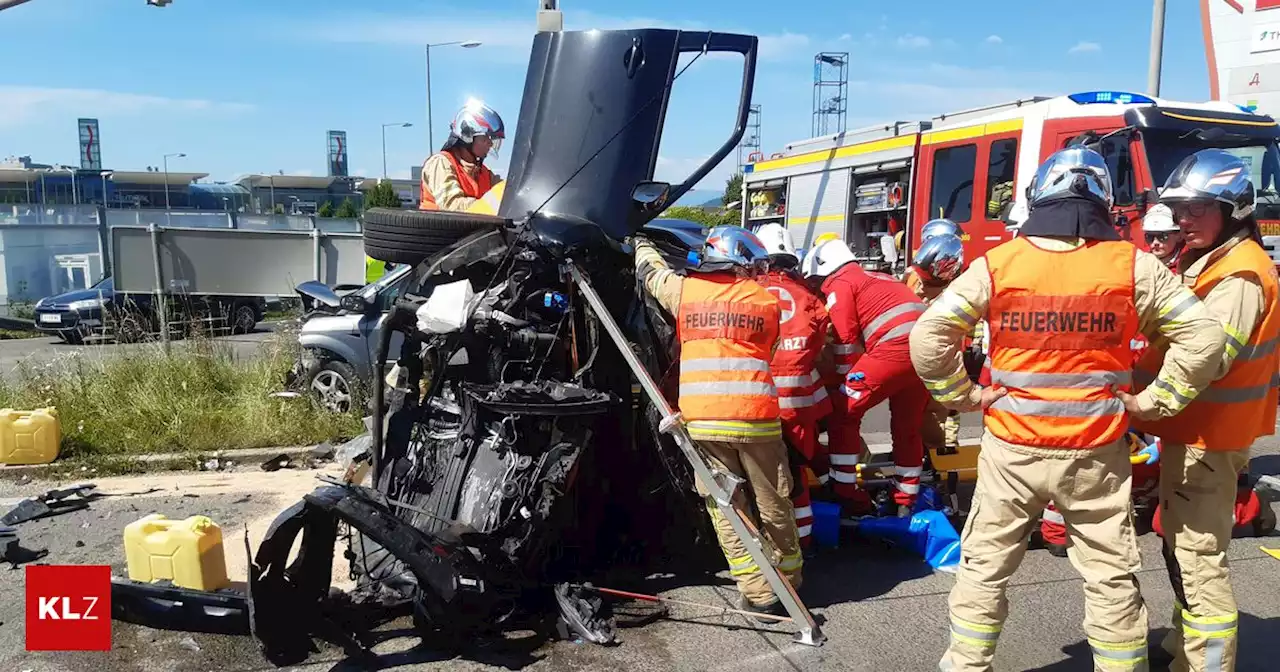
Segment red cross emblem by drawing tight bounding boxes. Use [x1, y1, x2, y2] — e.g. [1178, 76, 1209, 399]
[767, 286, 796, 323]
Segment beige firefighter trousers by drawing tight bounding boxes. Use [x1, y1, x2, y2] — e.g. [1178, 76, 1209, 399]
[941, 437, 1148, 672]
[1157, 441, 1249, 672]
[697, 439, 803, 606]
[923, 398, 961, 449]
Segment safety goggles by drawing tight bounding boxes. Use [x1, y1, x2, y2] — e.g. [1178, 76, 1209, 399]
[1144, 232, 1175, 244]
[1170, 201, 1210, 219]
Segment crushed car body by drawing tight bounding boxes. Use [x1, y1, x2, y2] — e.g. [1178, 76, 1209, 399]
[112, 24, 795, 664]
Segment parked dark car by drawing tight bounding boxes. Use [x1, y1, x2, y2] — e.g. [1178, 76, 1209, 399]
[33, 276, 266, 344]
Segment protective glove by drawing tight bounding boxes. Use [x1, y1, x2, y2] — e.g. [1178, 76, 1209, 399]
[1133, 438, 1161, 465]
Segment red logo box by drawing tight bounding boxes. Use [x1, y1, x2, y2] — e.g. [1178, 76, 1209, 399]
[25, 565, 112, 651]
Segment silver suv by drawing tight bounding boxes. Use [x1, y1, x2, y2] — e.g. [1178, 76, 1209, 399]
[288, 265, 413, 412]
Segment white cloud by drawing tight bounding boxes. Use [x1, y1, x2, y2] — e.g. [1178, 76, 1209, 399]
[838, 33, 853, 42]
[0, 86, 254, 128]
[297, 12, 810, 63]
[896, 34, 931, 49]
[985, 34, 1003, 45]
[1068, 41, 1102, 54]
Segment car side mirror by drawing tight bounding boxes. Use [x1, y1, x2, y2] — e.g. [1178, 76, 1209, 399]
[632, 181, 671, 213]
[340, 293, 373, 313]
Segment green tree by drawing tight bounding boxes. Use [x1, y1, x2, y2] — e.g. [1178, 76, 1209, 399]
[365, 180, 403, 209]
[316, 201, 335, 218]
[272, 204, 285, 215]
[334, 197, 359, 219]
[660, 205, 739, 227]
[723, 172, 743, 206]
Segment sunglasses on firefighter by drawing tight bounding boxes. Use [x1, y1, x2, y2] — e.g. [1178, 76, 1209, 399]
[1144, 231, 1175, 244]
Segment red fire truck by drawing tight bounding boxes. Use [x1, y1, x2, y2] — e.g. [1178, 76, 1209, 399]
[742, 90, 1280, 270]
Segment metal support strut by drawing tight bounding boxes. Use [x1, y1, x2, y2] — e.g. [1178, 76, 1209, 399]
[566, 263, 825, 647]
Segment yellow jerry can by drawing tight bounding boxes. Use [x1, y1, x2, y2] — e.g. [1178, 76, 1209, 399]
[123, 514, 230, 591]
[0, 407, 61, 465]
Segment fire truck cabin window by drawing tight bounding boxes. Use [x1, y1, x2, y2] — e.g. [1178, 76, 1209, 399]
[985, 138, 1018, 221]
[1099, 136, 1134, 206]
[929, 144, 977, 223]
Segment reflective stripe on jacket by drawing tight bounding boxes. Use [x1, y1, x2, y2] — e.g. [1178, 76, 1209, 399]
[760, 270, 832, 422]
[676, 274, 783, 441]
[419, 150, 495, 211]
[1134, 239, 1280, 450]
[984, 238, 1139, 449]
[822, 263, 926, 362]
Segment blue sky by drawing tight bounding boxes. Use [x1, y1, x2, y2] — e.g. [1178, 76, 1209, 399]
[0, 0, 1214, 196]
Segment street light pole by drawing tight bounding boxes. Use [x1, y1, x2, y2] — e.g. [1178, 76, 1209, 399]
[100, 170, 112, 207]
[425, 40, 482, 151]
[162, 152, 185, 223]
[1147, 0, 1166, 97]
[381, 122, 413, 179]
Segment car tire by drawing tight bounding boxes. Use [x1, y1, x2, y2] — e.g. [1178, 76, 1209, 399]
[309, 360, 360, 414]
[362, 208, 508, 265]
[230, 302, 259, 335]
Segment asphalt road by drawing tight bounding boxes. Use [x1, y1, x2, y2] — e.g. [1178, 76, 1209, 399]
[1, 420, 1277, 671]
[0, 327, 280, 382]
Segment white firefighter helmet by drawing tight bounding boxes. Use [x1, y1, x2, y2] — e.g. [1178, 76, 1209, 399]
[1142, 203, 1178, 233]
[754, 222, 799, 263]
[800, 239, 857, 279]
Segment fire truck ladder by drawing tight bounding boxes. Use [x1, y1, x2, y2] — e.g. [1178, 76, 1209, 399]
[566, 263, 825, 647]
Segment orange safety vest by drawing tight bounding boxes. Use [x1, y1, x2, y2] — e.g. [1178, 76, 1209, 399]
[985, 238, 1139, 449]
[676, 274, 782, 439]
[1133, 239, 1280, 451]
[419, 150, 495, 211]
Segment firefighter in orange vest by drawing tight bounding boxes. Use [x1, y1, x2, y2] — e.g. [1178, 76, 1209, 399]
[800, 238, 930, 516]
[1129, 149, 1279, 672]
[755, 223, 832, 553]
[419, 99, 504, 211]
[910, 147, 1226, 672]
[631, 225, 802, 621]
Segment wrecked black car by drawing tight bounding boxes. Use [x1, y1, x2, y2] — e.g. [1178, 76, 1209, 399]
[114, 25, 794, 665]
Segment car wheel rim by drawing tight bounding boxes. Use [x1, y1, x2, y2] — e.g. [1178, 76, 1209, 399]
[235, 307, 255, 332]
[311, 370, 351, 413]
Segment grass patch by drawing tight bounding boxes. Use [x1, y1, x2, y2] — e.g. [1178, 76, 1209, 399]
[0, 325, 364, 458]
[0, 328, 41, 339]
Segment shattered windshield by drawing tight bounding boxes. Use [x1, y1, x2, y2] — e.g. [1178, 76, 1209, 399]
[1143, 130, 1280, 220]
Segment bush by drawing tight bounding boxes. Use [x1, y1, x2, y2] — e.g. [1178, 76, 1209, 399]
[334, 197, 359, 218]
[0, 327, 363, 458]
[659, 205, 740, 228]
[317, 201, 335, 218]
[365, 180, 403, 209]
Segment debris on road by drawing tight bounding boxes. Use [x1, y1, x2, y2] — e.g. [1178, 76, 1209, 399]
[259, 454, 292, 472]
[1, 527, 48, 568]
[2, 482, 98, 525]
[309, 442, 336, 461]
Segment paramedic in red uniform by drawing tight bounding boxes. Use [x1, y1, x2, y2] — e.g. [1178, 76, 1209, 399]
[756, 223, 832, 549]
[419, 99, 504, 211]
[801, 238, 930, 515]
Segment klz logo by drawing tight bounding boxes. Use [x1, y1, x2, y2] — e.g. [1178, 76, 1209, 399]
[26, 565, 111, 651]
